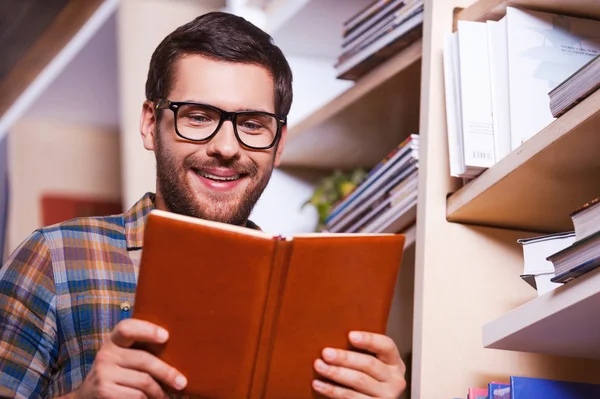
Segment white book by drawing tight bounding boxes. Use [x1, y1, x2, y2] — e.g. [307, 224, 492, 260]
[443, 32, 465, 177]
[506, 6, 600, 147]
[517, 232, 575, 296]
[487, 18, 512, 160]
[457, 20, 496, 170]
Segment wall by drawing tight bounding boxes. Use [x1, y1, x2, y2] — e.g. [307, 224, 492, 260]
[116, 0, 226, 210]
[6, 118, 121, 256]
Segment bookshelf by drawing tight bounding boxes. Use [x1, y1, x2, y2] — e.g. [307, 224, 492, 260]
[483, 267, 600, 359]
[280, 40, 422, 169]
[254, 0, 600, 397]
[446, 88, 600, 233]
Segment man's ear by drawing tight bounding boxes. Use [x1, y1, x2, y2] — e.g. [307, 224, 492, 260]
[273, 125, 287, 167]
[140, 100, 157, 151]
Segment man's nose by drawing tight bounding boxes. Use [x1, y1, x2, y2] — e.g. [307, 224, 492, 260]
[205, 119, 242, 160]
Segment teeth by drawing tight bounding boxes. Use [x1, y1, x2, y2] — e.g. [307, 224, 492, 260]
[198, 171, 240, 181]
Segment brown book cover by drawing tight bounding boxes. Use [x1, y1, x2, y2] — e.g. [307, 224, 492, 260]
[132, 209, 405, 398]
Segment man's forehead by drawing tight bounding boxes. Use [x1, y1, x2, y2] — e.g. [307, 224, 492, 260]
[168, 55, 275, 111]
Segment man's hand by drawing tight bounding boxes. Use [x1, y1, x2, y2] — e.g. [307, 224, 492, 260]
[73, 319, 187, 399]
[312, 331, 406, 399]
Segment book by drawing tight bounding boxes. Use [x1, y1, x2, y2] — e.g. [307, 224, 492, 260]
[132, 209, 405, 398]
[467, 387, 488, 399]
[517, 232, 575, 295]
[510, 376, 600, 398]
[549, 54, 600, 117]
[547, 230, 600, 283]
[336, 4, 423, 80]
[569, 197, 600, 241]
[325, 134, 419, 226]
[457, 20, 496, 170]
[488, 382, 510, 399]
[506, 7, 600, 148]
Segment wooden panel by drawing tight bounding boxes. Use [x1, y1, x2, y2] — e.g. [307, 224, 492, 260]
[280, 40, 422, 169]
[0, 0, 68, 80]
[483, 267, 600, 359]
[447, 89, 600, 233]
[457, 0, 600, 22]
[0, 0, 103, 119]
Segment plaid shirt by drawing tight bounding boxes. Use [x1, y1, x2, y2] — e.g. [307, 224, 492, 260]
[0, 192, 257, 398]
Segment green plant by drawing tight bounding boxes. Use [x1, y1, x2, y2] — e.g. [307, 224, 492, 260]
[303, 168, 367, 231]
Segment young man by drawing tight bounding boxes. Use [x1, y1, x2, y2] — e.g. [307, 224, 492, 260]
[0, 12, 406, 399]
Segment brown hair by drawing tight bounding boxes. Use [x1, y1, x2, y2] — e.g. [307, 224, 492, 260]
[145, 11, 293, 118]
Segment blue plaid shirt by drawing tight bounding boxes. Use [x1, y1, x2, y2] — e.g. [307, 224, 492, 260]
[0, 192, 237, 398]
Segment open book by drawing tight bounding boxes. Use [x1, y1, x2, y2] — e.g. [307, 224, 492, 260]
[132, 209, 406, 398]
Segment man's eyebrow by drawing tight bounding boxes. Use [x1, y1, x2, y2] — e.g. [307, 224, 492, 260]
[182, 100, 272, 114]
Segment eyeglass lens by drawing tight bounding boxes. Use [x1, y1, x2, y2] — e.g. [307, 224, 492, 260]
[176, 103, 278, 148]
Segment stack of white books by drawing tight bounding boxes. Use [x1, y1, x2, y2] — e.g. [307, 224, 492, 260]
[442, 7, 600, 178]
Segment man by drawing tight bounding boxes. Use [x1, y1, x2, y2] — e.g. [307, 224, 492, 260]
[0, 11, 406, 399]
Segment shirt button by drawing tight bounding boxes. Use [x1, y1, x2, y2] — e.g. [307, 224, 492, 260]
[120, 301, 131, 312]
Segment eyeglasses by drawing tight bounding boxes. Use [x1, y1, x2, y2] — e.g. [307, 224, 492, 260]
[154, 99, 286, 150]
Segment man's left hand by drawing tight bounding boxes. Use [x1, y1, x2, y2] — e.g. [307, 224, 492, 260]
[312, 331, 406, 399]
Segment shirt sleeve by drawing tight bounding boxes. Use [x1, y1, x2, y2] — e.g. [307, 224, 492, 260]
[0, 230, 58, 399]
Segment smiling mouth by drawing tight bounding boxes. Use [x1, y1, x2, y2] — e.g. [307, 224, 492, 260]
[193, 169, 244, 182]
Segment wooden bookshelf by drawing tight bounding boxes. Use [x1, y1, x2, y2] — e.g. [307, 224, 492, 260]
[446, 88, 600, 233]
[280, 39, 422, 169]
[483, 267, 600, 359]
[456, 0, 600, 22]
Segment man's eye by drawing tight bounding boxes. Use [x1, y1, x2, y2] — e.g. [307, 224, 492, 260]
[241, 121, 263, 130]
[189, 114, 210, 122]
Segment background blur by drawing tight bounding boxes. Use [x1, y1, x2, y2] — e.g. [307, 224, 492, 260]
[0, 0, 372, 259]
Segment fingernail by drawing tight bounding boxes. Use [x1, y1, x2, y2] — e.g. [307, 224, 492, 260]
[313, 379, 326, 390]
[157, 328, 169, 342]
[315, 359, 328, 372]
[350, 331, 362, 342]
[323, 347, 336, 361]
[175, 375, 187, 389]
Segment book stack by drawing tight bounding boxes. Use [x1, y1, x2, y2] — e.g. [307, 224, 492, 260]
[335, 0, 424, 81]
[322, 134, 418, 234]
[549, 54, 600, 118]
[517, 197, 600, 294]
[460, 376, 600, 399]
[443, 7, 600, 178]
[547, 198, 600, 284]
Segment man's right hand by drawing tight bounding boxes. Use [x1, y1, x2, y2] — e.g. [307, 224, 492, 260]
[74, 319, 188, 399]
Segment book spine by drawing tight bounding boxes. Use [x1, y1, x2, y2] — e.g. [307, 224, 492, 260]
[248, 238, 293, 399]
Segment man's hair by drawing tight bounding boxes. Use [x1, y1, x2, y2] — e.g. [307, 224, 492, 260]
[145, 11, 293, 118]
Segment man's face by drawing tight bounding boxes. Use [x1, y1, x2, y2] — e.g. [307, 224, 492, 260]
[141, 55, 286, 225]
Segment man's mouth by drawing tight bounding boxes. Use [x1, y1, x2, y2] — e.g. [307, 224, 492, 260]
[196, 170, 242, 182]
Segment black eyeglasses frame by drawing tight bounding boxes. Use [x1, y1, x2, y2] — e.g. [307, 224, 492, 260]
[154, 98, 287, 150]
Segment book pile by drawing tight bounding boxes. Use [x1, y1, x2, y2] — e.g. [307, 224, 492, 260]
[549, 54, 600, 118]
[442, 7, 600, 178]
[322, 134, 418, 234]
[517, 197, 600, 296]
[460, 376, 600, 399]
[335, 0, 424, 81]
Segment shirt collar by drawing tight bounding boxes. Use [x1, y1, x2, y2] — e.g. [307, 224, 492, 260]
[124, 192, 261, 250]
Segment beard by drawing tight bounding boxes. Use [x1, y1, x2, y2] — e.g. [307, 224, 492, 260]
[154, 127, 274, 226]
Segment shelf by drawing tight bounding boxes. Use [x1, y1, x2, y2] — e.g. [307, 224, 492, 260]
[280, 39, 422, 169]
[264, 0, 373, 58]
[446, 88, 600, 233]
[483, 267, 600, 359]
[456, 0, 600, 23]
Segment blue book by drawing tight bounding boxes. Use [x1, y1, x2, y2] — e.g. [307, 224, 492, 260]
[488, 382, 510, 399]
[511, 376, 600, 398]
